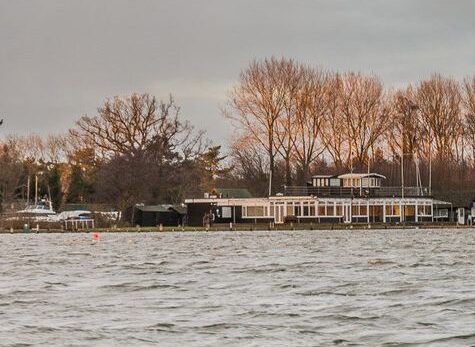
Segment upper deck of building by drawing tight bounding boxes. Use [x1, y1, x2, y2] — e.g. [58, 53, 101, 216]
[285, 172, 431, 198]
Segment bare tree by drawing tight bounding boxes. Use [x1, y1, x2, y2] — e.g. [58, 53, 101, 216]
[273, 60, 305, 186]
[339, 72, 389, 167]
[416, 74, 463, 160]
[463, 76, 475, 164]
[229, 132, 271, 197]
[227, 57, 291, 194]
[386, 87, 422, 159]
[321, 73, 348, 170]
[321, 72, 389, 170]
[70, 94, 200, 160]
[292, 67, 329, 183]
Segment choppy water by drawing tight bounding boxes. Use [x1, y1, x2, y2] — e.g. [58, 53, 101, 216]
[1, 229, 475, 347]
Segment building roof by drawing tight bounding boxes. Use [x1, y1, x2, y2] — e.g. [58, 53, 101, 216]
[135, 204, 186, 214]
[432, 191, 475, 208]
[215, 188, 253, 198]
[311, 175, 337, 179]
[338, 173, 386, 180]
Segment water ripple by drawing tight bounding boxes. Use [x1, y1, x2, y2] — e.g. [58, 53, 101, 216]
[1, 229, 475, 346]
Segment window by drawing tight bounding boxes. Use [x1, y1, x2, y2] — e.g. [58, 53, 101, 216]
[393, 205, 400, 216]
[385, 205, 392, 216]
[222, 207, 232, 218]
[247, 206, 265, 217]
[327, 204, 334, 216]
[385, 204, 400, 216]
[336, 204, 343, 216]
[310, 205, 316, 216]
[330, 178, 340, 187]
[287, 203, 294, 216]
[425, 205, 432, 215]
[318, 204, 326, 216]
[405, 205, 415, 216]
[360, 205, 367, 216]
[294, 205, 302, 216]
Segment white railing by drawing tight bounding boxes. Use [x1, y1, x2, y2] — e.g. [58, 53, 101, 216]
[284, 186, 431, 197]
[64, 218, 95, 231]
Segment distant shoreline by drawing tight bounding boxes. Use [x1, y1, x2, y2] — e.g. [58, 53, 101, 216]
[0, 223, 472, 234]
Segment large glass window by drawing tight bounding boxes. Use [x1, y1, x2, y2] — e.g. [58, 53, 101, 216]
[417, 205, 424, 216]
[360, 205, 367, 216]
[318, 204, 326, 216]
[286, 204, 294, 216]
[405, 205, 415, 217]
[385, 203, 400, 216]
[424, 205, 432, 215]
[393, 205, 400, 216]
[293, 204, 301, 216]
[336, 204, 343, 216]
[385, 205, 392, 216]
[310, 204, 316, 216]
[246, 206, 265, 217]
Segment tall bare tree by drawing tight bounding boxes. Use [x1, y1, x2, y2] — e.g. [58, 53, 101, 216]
[321, 73, 347, 170]
[386, 87, 422, 159]
[273, 59, 305, 186]
[339, 72, 389, 167]
[293, 67, 329, 183]
[463, 76, 475, 164]
[227, 57, 291, 194]
[416, 74, 463, 160]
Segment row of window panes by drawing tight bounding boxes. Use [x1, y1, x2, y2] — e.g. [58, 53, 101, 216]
[244, 203, 432, 218]
[385, 204, 432, 216]
[244, 206, 267, 217]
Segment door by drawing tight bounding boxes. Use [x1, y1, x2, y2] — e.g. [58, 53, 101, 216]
[457, 208, 465, 225]
[344, 204, 351, 223]
[274, 204, 285, 224]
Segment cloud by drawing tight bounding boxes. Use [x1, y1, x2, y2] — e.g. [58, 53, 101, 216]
[1, 0, 474, 144]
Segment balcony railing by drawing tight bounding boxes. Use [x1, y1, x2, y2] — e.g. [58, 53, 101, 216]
[283, 186, 431, 198]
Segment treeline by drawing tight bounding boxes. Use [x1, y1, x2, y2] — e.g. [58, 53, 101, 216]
[225, 57, 475, 195]
[0, 95, 230, 219]
[1, 56, 475, 220]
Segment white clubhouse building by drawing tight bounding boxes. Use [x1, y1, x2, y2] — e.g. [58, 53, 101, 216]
[185, 173, 450, 226]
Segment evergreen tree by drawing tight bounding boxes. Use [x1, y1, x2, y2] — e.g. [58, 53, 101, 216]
[48, 165, 63, 210]
[66, 165, 93, 203]
[199, 146, 232, 192]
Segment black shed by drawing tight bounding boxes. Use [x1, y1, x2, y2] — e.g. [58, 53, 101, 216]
[133, 205, 186, 227]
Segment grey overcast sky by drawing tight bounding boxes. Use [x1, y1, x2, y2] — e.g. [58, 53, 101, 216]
[1, 0, 474, 144]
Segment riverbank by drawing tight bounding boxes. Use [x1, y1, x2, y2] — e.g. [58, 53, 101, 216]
[0, 222, 472, 233]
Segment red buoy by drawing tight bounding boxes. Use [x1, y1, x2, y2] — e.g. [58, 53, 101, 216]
[92, 232, 100, 241]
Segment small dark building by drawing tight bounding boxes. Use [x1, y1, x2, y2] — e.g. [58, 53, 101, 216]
[134, 205, 186, 227]
[433, 191, 475, 223]
[187, 188, 253, 226]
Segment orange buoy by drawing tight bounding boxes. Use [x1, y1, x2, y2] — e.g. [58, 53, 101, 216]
[92, 232, 100, 241]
